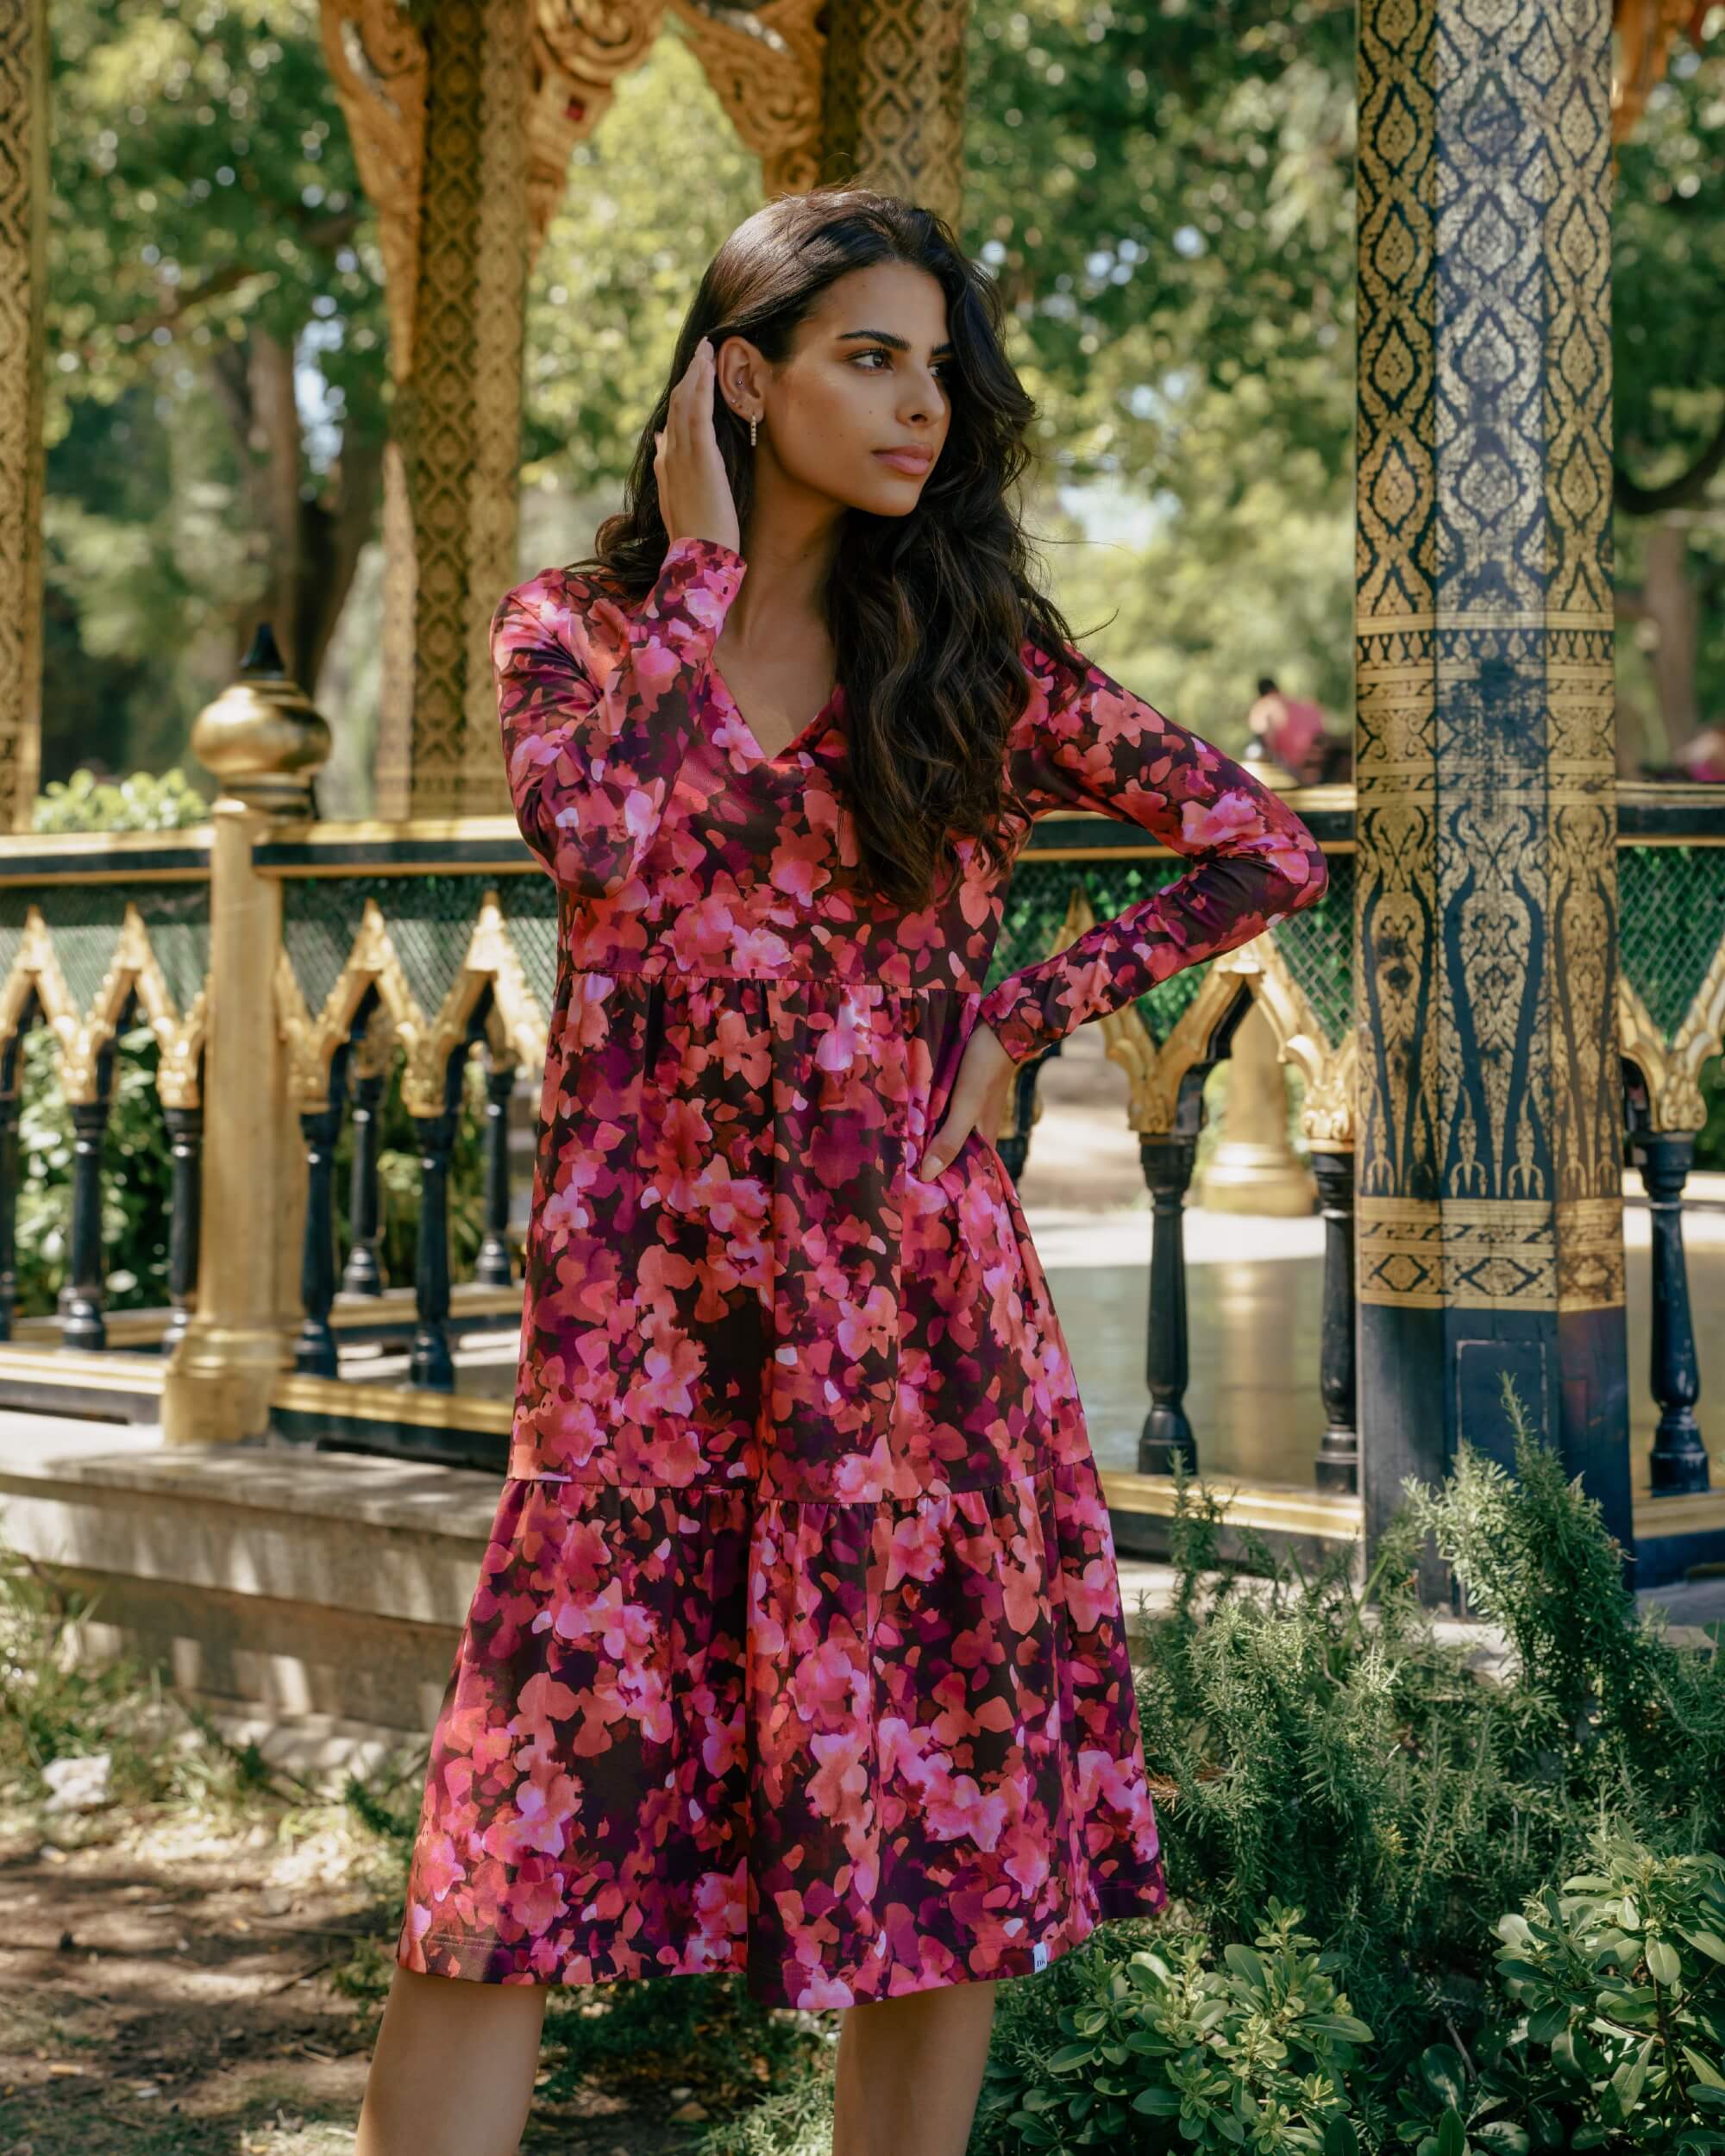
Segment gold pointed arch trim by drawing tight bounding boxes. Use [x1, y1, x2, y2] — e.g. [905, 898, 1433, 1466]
[274, 887, 549, 1117]
[0, 902, 208, 1110]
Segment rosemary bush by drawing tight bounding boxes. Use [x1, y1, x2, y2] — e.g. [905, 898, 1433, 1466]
[972, 1377, 1725, 2153]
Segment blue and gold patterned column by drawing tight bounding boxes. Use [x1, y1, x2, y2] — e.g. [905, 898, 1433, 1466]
[1354, 0, 1631, 1557]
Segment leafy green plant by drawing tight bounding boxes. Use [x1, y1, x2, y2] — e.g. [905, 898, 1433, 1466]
[29, 766, 210, 831]
[977, 1902, 1371, 2153]
[1493, 1836, 1725, 2150]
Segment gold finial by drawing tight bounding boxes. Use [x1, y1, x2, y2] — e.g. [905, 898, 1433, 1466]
[191, 625, 332, 817]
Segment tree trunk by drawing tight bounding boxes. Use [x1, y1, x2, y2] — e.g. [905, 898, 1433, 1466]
[1615, 517, 1698, 769]
[207, 329, 384, 697]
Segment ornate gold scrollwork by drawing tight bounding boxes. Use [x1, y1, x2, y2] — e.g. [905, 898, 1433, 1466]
[666, 1, 826, 197]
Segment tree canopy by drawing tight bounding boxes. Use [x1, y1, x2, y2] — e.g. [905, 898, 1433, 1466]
[34, 0, 1724, 795]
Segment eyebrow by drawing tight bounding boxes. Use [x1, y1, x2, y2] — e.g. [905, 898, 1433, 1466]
[835, 329, 956, 356]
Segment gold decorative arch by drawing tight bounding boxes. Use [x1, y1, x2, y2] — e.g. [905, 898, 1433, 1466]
[0, 903, 207, 1110]
[1013, 879, 1352, 1146]
[273, 887, 548, 1118]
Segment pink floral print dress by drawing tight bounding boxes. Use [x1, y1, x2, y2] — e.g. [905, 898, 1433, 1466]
[395, 535, 1328, 2008]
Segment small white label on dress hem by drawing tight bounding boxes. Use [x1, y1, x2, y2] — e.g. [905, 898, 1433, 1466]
[1032, 1942, 1050, 1971]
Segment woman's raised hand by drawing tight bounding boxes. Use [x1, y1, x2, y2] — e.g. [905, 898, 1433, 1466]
[654, 336, 743, 558]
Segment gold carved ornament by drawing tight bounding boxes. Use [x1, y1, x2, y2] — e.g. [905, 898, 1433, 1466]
[0, 905, 208, 1112]
[273, 887, 547, 1119]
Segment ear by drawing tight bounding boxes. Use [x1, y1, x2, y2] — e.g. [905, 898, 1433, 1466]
[712, 334, 762, 414]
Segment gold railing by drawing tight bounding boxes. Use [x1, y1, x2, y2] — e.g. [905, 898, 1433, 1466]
[2, 643, 1722, 1570]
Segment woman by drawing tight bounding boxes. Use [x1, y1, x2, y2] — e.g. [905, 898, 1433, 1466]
[355, 186, 1327, 2156]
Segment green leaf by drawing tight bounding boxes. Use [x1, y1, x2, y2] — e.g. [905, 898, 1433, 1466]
[1422, 2047, 1468, 2110]
[1435, 2109, 1466, 2156]
[1302, 2015, 1376, 2044]
[1048, 2045, 1097, 2072]
[1323, 2123, 1361, 2156]
[1527, 2002, 1568, 2046]
[1648, 1937, 1683, 1987]
[1684, 1931, 1725, 1965]
[1223, 1943, 1268, 1990]
[1686, 2047, 1725, 2091]
[1134, 2088, 1182, 2116]
[1609, 2037, 1655, 2122]
[1474, 2128, 1529, 2154]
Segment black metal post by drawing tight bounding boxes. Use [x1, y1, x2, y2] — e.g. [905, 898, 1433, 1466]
[62, 1046, 116, 1351]
[1629, 1127, 1708, 1495]
[410, 1047, 465, 1390]
[162, 1103, 203, 1353]
[296, 1048, 349, 1378]
[0, 1037, 19, 1344]
[1311, 1146, 1359, 1494]
[342, 1064, 388, 1295]
[1139, 1126, 1199, 1475]
[476, 1056, 516, 1287]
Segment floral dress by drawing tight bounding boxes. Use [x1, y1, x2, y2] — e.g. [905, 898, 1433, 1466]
[395, 535, 1328, 2009]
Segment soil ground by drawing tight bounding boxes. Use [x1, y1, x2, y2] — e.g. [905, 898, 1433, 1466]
[0, 1803, 700, 2156]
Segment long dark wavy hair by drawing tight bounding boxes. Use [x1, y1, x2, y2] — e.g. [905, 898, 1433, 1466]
[568, 185, 1088, 913]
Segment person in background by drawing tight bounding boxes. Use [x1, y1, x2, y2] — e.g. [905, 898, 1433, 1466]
[1675, 724, 1725, 783]
[1247, 675, 1331, 785]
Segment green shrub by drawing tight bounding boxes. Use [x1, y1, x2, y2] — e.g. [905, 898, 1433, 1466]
[966, 1381, 1725, 2156]
[977, 1901, 1372, 2153]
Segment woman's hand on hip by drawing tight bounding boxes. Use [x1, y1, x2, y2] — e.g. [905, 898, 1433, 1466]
[916, 1020, 1016, 1181]
[655, 336, 742, 556]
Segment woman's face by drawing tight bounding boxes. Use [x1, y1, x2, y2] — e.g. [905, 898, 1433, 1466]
[721, 260, 953, 517]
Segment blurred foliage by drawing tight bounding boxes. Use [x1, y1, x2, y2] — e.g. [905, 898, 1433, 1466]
[43, 0, 387, 780]
[30, 764, 210, 831]
[1613, 17, 1725, 753]
[33, 0, 1725, 786]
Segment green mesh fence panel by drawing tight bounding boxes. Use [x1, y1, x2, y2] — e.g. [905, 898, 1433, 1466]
[34, 886, 128, 1012]
[135, 886, 212, 1017]
[280, 878, 374, 1018]
[500, 874, 561, 1017]
[1270, 850, 1354, 1049]
[383, 875, 497, 1018]
[282, 874, 494, 1019]
[1619, 844, 1725, 1044]
[0, 890, 28, 994]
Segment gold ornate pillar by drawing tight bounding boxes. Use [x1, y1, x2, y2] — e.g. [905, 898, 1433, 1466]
[819, 0, 968, 228]
[163, 636, 331, 1445]
[324, 0, 530, 821]
[0, 0, 47, 830]
[1354, 0, 1629, 1557]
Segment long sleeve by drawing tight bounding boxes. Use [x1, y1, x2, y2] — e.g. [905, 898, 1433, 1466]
[494, 533, 747, 897]
[975, 651, 1329, 1066]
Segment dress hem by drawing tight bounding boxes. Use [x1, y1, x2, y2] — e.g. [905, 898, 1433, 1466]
[395, 1872, 1168, 2007]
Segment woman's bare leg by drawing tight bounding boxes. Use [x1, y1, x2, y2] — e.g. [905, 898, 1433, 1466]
[355, 1965, 548, 2156]
[831, 1980, 997, 2156]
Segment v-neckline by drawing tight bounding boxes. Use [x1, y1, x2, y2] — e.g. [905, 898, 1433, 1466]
[707, 661, 841, 767]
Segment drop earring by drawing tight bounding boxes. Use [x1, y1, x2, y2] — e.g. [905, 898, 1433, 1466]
[749, 412, 759, 448]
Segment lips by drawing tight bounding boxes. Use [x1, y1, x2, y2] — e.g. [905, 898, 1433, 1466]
[874, 448, 932, 475]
